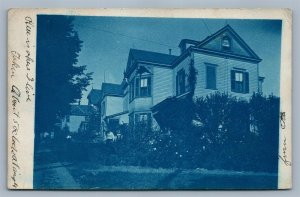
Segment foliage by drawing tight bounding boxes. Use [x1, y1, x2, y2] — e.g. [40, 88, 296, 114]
[35, 15, 93, 143]
[114, 92, 279, 173]
[187, 58, 197, 97]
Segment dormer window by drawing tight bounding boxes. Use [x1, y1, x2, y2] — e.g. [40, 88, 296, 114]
[222, 36, 231, 50]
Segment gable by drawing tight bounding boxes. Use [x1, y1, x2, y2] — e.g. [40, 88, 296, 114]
[70, 105, 93, 116]
[197, 25, 261, 62]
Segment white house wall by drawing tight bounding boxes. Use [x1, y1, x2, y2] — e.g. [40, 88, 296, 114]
[68, 115, 86, 133]
[106, 96, 123, 116]
[152, 67, 173, 105]
[193, 52, 259, 99]
[129, 97, 152, 113]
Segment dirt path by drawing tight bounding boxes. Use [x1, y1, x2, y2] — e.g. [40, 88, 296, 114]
[34, 162, 80, 189]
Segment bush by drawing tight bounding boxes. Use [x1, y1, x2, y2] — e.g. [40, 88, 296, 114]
[147, 92, 279, 172]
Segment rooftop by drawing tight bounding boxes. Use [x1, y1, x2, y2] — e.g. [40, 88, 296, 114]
[102, 83, 123, 97]
[129, 48, 178, 65]
[70, 105, 94, 116]
[87, 89, 102, 105]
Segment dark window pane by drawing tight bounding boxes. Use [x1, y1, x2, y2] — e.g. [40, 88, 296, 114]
[231, 70, 249, 94]
[206, 66, 216, 89]
[177, 69, 185, 95]
[135, 78, 140, 97]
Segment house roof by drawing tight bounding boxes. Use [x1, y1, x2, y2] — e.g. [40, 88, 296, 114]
[87, 89, 102, 105]
[70, 105, 93, 116]
[125, 49, 178, 77]
[102, 83, 123, 97]
[196, 24, 261, 61]
[173, 25, 262, 66]
[178, 39, 201, 48]
[129, 49, 178, 65]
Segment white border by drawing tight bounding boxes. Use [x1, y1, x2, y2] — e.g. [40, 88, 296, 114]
[6, 8, 292, 190]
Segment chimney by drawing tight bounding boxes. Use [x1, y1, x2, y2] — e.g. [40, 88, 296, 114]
[169, 49, 172, 55]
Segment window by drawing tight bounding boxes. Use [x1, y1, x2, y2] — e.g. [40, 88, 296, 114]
[206, 65, 217, 89]
[130, 76, 151, 101]
[176, 69, 186, 95]
[134, 112, 152, 126]
[138, 114, 148, 122]
[140, 78, 150, 97]
[222, 36, 231, 51]
[231, 70, 249, 93]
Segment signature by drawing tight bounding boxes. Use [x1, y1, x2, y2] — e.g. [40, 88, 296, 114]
[280, 112, 286, 129]
[10, 51, 21, 78]
[24, 16, 35, 103]
[279, 136, 292, 166]
[10, 85, 21, 188]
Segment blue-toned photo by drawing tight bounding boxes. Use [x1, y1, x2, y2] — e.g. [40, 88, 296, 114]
[34, 15, 282, 189]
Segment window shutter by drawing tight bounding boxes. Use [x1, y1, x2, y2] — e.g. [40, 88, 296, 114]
[231, 70, 235, 91]
[147, 77, 151, 96]
[244, 72, 249, 93]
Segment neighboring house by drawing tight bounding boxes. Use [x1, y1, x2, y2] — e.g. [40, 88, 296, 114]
[61, 104, 93, 133]
[100, 83, 129, 131]
[122, 24, 264, 127]
[87, 88, 102, 107]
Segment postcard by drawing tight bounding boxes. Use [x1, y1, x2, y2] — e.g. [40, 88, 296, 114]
[7, 8, 292, 190]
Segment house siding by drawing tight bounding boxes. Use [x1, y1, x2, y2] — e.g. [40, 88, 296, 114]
[129, 97, 152, 113]
[106, 96, 123, 116]
[153, 67, 173, 105]
[193, 52, 258, 99]
[68, 115, 86, 133]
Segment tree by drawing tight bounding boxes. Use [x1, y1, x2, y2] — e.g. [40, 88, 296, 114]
[35, 15, 92, 145]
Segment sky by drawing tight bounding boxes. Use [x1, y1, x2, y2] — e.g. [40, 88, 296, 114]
[73, 16, 282, 104]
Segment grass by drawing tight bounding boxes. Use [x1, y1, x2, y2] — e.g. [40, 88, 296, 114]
[67, 163, 278, 190]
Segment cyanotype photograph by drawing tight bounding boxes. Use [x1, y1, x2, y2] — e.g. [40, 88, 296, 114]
[7, 9, 292, 190]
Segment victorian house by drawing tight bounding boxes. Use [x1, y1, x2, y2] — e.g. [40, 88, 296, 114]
[122, 24, 264, 127]
[90, 24, 264, 132]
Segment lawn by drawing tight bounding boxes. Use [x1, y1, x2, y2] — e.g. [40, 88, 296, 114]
[67, 162, 278, 190]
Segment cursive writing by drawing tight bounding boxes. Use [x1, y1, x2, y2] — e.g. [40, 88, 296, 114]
[279, 136, 292, 166]
[24, 16, 35, 102]
[280, 112, 286, 129]
[10, 51, 21, 78]
[10, 85, 21, 188]
[279, 111, 291, 167]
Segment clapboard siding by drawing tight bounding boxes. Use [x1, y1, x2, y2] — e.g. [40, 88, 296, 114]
[153, 67, 173, 105]
[193, 52, 259, 99]
[129, 97, 152, 113]
[106, 96, 123, 116]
